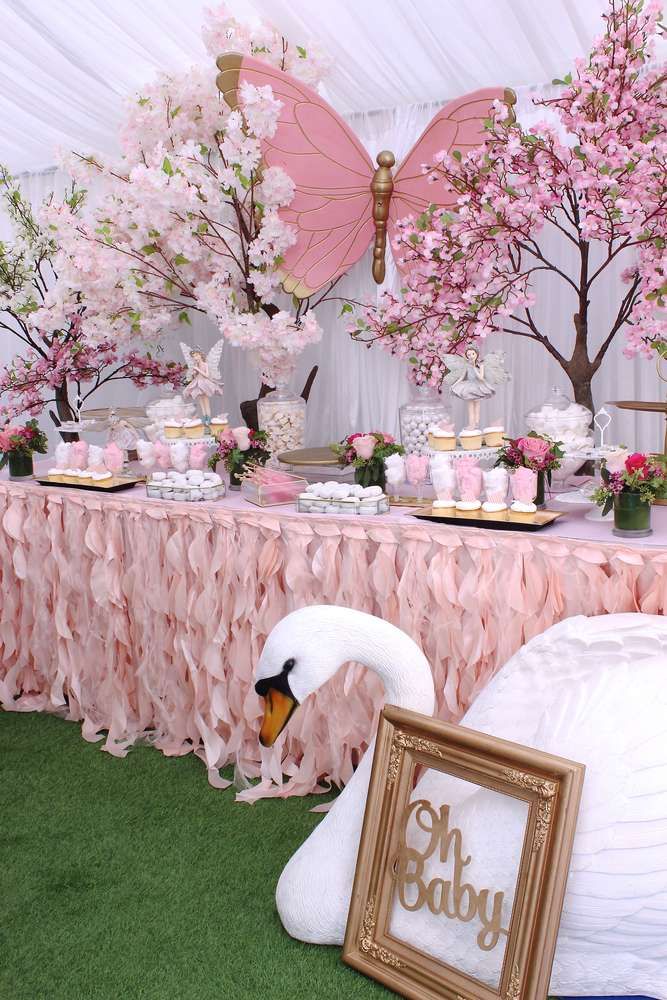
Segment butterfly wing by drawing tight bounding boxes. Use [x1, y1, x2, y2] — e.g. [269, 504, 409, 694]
[216, 53, 375, 299]
[481, 350, 511, 386]
[390, 88, 512, 226]
[206, 338, 224, 383]
[180, 341, 194, 377]
[441, 355, 468, 387]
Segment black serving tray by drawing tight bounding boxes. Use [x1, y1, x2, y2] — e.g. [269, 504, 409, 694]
[34, 474, 143, 493]
[412, 507, 564, 532]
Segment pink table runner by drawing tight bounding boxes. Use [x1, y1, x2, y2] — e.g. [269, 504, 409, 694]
[2, 476, 666, 801]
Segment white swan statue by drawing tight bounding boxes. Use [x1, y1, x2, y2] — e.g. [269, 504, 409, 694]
[254, 606, 667, 998]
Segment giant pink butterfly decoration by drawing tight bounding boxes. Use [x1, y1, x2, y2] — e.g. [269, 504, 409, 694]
[216, 54, 514, 299]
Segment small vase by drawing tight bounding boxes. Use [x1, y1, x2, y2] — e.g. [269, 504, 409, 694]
[8, 452, 34, 479]
[355, 460, 386, 492]
[613, 491, 652, 537]
[535, 470, 546, 509]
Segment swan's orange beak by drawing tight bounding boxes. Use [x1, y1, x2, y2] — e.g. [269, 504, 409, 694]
[258, 688, 297, 747]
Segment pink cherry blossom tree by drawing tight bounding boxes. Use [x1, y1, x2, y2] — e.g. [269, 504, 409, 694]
[0, 166, 186, 433]
[42, 5, 329, 391]
[353, 0, 666, 415]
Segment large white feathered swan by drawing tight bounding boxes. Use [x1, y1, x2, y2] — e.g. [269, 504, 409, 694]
[254, 606, 667, 997]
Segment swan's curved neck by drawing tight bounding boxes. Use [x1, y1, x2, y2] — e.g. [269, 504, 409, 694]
[329, 611, 435, 718]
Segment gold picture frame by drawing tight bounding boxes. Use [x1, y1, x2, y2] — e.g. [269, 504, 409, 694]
[343, 706, 585, 1000]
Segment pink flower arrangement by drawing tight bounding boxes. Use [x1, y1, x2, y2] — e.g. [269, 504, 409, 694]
[593, 451, 666, 514]
[0, 419, 48, 468]
[209, 427, 270, 476]
[496, 433, 564, 476]
[332, 432, 402, 468]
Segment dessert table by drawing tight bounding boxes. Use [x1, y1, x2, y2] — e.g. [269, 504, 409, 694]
[2, 473, 666, 802]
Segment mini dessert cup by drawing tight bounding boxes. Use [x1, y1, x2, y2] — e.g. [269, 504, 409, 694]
[459, 429, 483, 450]
[163, 421, 183, 439]
[483, 425, 505, 447]
[210, 415, 229, 438]
[428, 430, 456, 451]
[184, 419, 204, 439]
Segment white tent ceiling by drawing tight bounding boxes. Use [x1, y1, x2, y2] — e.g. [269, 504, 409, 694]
[0, 0, 646, 175]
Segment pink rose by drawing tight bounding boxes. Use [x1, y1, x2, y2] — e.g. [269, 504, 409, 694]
[517, 436, 550, 460]
[354, 434, 377, 461]
[232, 427, 251, 452]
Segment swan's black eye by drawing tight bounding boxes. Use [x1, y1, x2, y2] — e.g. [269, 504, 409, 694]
[283, 658, 295, 673]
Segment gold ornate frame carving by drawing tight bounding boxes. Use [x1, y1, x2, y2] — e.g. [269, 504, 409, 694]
[343, 706, 585, 1000]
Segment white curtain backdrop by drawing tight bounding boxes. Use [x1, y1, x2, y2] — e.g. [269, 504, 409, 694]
[1, 0, 664, 450]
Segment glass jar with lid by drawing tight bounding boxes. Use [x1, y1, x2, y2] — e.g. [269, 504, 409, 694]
[525, 386, 593, 441]
[399, 384, 451, 456]
[257, 379, 306, 458]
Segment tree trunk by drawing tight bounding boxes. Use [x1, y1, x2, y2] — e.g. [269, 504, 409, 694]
[52, 382, 79, 442]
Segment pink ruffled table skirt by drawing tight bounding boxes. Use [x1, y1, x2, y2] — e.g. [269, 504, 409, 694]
[2, 477, 667, 801]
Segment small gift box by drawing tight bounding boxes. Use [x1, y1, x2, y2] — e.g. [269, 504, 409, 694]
[241, 468, 308, 507]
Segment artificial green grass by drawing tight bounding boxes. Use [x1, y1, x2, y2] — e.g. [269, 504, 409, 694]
[0, 712, 390, 1000]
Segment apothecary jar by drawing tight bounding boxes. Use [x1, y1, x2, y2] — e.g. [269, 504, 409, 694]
[257, 383, 306, 456]
[399, 384, 451, 456]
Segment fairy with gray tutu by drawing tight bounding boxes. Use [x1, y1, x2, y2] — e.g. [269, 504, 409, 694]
[443, 346, 510, 429]
[180, 339, 224, 424]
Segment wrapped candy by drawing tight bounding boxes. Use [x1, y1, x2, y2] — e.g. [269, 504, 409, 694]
[104, 441, 124, 474]
[87, 444, 106, 473]
[482, 467, 509, 512]
[70, 440, 89, 470]
[54, 442, 71, 470]
[384, 453, 405, 497]
[189, 442, 209, 470]
[405, 453, 429, 498]
[510, 467, 537, 513]
[136, 439, 156, 471]
[171, 440, 189, 473]
[154, 440, 172, 470]
[455, 456, 482, 510]
[430, 455, 456, 506]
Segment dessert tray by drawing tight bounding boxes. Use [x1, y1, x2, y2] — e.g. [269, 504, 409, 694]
[34, 474, 143, 493]
[412, 507, 564, 532]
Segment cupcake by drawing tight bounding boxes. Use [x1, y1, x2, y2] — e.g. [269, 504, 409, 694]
[184, 418, 204, 439]
[164, 420, 183, 439]
[428, 423, 456, 451]
[483, 424, 505, 448]
[210, 413, 229, 437]
[459, 428, 483, 450]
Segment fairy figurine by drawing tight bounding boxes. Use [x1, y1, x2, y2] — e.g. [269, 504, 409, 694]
[443, 346, 510, 430]
[180, 339, 224, 424]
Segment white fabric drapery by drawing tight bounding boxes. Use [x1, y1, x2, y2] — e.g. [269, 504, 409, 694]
[1, 1, 664, 450]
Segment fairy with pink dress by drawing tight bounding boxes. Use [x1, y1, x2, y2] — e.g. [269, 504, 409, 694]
[180, 339, 224, 424]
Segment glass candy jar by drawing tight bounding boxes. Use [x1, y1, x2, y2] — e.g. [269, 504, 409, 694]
[257, 383, 306, 457]
[399, 384, 451, 456]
